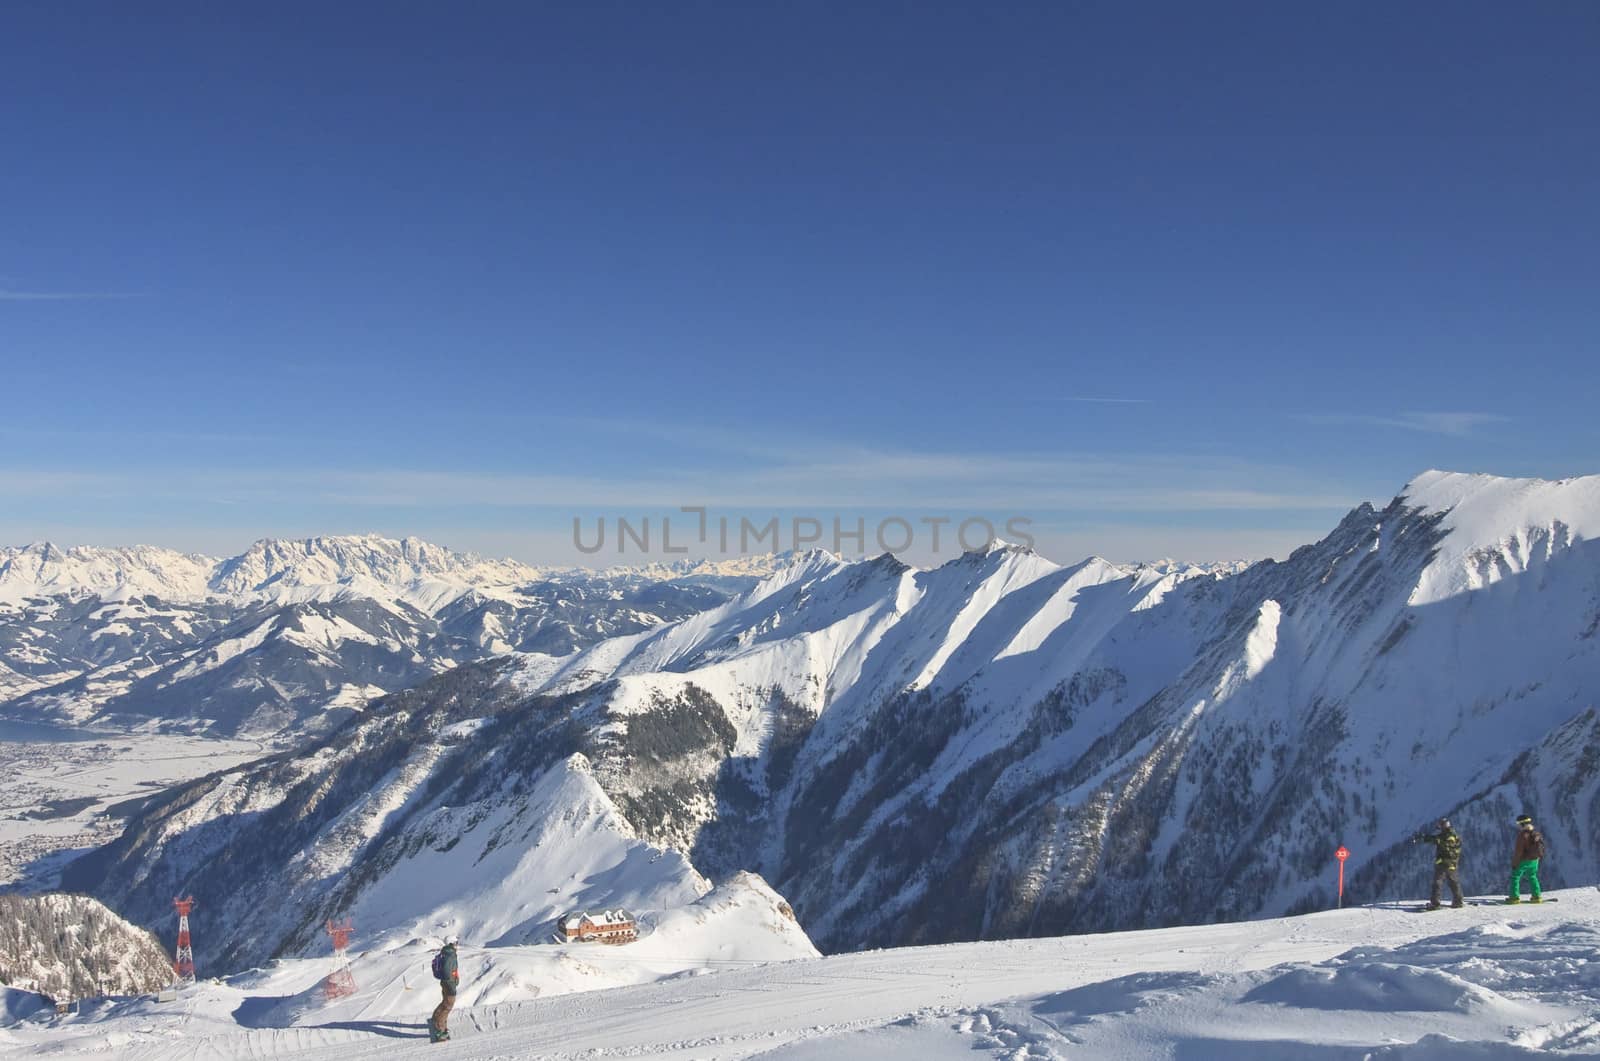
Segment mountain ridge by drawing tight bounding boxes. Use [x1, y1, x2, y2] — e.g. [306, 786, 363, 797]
[45, 469, 1600, 967]
[0, 538, 802, 739]
[0, 535, 811, 609]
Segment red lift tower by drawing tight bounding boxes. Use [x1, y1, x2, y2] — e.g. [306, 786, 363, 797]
[172, 897, 196, 984]
[323, 919, 357, 999]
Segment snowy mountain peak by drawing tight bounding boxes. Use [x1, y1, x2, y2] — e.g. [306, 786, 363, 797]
[965, 536, 1034, 559]
[207, 534, 546, 599]
[741, 548, 852, 593]
[1398, 470, 1600, 605]
[599, 551, 804, 583]
[1402, 469, 1600, 532]
[0, 542, 216, 602]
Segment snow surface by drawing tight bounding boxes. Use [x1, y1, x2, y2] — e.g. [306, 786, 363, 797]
[340, 754, 716, 952]
[5, 889, 1597, 1059]
[1402, 469, 1600, 605]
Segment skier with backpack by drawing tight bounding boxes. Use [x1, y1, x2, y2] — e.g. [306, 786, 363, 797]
[1411, 817, 1464, 909]
[1507, 814, 1546, 904]
[428, 935, 460, 1043]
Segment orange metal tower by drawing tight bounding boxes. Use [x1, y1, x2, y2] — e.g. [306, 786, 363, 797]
[323, 919, 357, 999]
[172, 897, 196, 983]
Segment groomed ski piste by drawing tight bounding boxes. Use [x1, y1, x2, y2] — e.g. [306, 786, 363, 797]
[4, 888, 1597, 1059]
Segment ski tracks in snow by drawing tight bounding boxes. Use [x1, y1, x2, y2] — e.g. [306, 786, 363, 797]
[20, 893, 1599, 1061]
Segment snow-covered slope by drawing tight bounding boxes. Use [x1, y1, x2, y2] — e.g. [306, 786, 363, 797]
[4, 889, 1596, 1059]
[0, 893, 173, 1004]
[61, 661, 811, 978]
[341, 752, 712, 951]
[253, 870, 813, 1030]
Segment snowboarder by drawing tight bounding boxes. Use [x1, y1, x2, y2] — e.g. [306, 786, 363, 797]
[427, 935, 460, 1043]
[1507, 814, 1545, 904]
[1412, 817, 1464, 909]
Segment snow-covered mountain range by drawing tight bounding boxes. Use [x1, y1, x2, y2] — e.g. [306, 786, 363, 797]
[0, 536, 785, 737]
[0, 536, 793, 609]
[0, 537, 546, 607]
[62, 471, 1600, 971]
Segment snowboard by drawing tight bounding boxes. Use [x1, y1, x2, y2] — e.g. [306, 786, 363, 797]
[1405, 897, 1557, 912]
[428, 1022, 450, 1044]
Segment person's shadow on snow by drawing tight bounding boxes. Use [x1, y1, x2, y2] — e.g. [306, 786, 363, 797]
[307, 1020, 430, 1039]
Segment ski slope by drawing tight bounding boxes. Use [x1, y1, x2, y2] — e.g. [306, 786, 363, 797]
[7, 888, 1597, 1059]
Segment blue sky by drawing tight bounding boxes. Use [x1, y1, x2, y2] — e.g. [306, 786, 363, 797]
[2, 3, 1596, 564]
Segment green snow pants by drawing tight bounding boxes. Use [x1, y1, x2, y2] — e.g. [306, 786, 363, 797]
[1508, 858, 1542, 900]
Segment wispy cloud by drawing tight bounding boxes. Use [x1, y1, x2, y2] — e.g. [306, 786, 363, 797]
[0, 442, 1370, 566]
[0, 449, 1361, 514]
[0, 289, 143, 301]
[1297, 411, 1509, 437]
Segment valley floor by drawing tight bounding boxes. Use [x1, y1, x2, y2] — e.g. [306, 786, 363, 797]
[0, 729, 268, 887]
[6, 889, 1598, 1059]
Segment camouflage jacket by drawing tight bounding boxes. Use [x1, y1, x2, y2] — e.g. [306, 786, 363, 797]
[1419, 829, 1462, 868]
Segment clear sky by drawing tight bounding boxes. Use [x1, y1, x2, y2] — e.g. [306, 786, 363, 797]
[2, 2, 1596, 565]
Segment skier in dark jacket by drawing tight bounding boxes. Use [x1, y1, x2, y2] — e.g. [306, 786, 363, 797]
[1414, 817, 1464, 909]
[1507, 814, 1545, 904]
[428, 935, 460, 1043]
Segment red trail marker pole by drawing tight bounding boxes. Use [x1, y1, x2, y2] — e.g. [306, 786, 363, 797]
[1335, 846, 1350, 908]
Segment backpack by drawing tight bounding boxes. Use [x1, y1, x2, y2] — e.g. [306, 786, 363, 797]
[431, 948, 448, 980]
[1530, 831, 1546, 860]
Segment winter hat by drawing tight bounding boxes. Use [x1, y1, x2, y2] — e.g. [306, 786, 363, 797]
[1516, 814, 1534, 826]
[1437, 817, 1451, 830]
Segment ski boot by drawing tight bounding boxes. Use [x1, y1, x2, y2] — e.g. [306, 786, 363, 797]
[1529, 896, 1544, 904]
[1505, 896, 1521, 905]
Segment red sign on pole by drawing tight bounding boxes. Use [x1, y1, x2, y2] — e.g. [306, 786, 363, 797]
[1335, 846, 1350, 908]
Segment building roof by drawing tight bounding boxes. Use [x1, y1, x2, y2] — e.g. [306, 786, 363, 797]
[560, 909, 634, 931]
